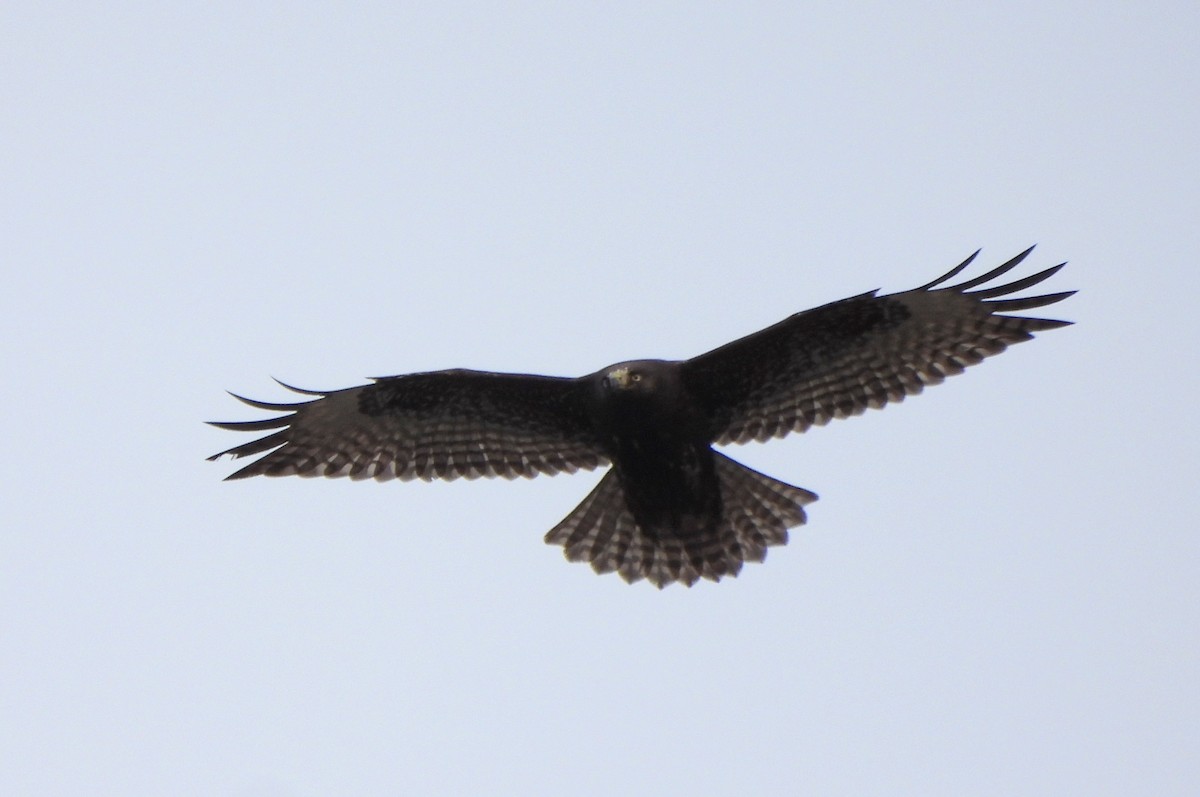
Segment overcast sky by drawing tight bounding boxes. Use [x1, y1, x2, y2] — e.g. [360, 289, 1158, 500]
[3, 3, 1198, 795]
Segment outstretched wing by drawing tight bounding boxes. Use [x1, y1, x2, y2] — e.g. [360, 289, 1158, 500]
[682, 247, 1075, 445]
[208, 370, 607, 481]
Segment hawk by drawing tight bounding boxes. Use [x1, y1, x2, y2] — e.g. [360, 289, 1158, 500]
[209, 247, 1073, 588]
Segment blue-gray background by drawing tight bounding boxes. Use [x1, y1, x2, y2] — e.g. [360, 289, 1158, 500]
[4, 3, 1196, 795]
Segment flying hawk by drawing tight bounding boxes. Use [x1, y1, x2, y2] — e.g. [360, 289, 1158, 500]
[209, 247, 1073, 588]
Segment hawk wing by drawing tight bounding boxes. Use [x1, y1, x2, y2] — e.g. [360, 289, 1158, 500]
[208, 370, 607, 481]
[681, 247, 1074, 445]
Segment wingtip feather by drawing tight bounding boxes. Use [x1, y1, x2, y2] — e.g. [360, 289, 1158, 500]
[985, 290, 1076, 313]
[226, 391, 306, 411]
[916, 248, 982, 290]
[271, 377, 327, 396]
[950, 246, 1037, 291]
[969, 263, 1066, 299]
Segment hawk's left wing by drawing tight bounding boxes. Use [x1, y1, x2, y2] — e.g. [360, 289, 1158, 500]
[681, 247, 1074, 445]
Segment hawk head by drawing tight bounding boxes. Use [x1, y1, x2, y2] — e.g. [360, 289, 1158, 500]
[600, 360, 680, 396]
[603, 364, 643, 391]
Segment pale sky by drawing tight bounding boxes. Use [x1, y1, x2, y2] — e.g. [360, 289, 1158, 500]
[3, 3, 1198, 795]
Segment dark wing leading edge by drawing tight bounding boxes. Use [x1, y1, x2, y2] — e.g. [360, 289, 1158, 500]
[681, 247, 1075, 445]
[208, 370, 607, 481]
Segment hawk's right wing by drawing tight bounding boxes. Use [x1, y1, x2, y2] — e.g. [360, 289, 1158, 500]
[208, 370, 607, 481]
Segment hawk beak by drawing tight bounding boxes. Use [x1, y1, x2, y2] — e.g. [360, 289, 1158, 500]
[606, 367, 631, 390]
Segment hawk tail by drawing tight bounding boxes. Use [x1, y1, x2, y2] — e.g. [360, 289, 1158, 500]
[545, 453, 817, 588]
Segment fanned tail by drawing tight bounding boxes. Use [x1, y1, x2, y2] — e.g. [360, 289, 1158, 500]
[545, 452, 817, 588]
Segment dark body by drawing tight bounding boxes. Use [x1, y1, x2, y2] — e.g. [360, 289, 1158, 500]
[589, 361, 723, 549]
[209, 248, 1073, 587]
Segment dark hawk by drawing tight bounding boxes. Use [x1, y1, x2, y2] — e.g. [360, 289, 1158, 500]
[209, 247, 1073, 588]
